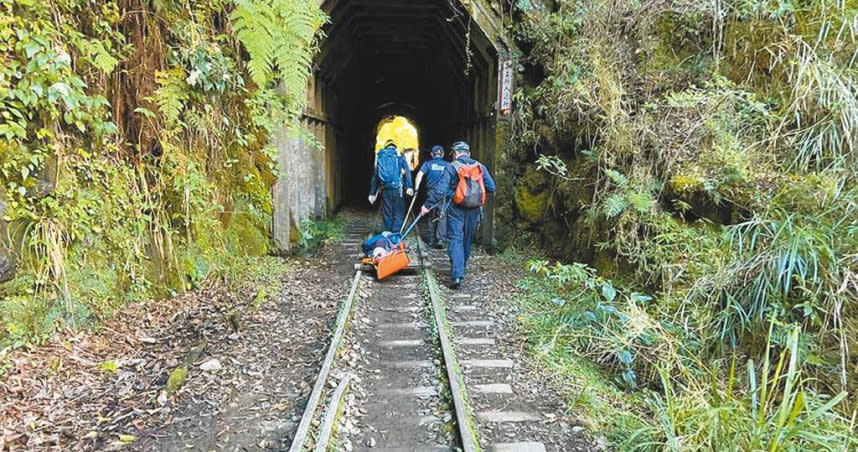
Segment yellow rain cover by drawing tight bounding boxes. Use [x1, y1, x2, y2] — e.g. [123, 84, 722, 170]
[375, 116, 420, 170]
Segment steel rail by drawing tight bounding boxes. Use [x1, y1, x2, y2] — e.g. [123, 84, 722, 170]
[288, 270, 361, 452]
[418, 235, 481, 452]
[289, 221, 480, 451]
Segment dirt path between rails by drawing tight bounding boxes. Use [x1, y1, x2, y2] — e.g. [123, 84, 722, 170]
[0, 244, 355, 452]
[334, 262, 458, 451]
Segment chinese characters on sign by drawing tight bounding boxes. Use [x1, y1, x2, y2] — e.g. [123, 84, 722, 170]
[498, 59, 514, 114]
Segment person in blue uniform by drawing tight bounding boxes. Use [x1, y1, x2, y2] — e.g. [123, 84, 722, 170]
[415, 145, 452, 249]
[369, 140, 414, 232]
[420, 141, 495, 289]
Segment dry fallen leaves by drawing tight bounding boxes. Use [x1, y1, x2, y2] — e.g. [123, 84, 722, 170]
[1, 250, 355, 451]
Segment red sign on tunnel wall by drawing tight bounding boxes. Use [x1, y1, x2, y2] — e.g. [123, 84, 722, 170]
[498, 59, 514, 114]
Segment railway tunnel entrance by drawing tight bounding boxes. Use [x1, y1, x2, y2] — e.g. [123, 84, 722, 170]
[272, 0, 513, 251]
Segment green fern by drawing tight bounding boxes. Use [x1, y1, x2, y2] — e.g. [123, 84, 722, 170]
[603, 193, 628, 218]
[605, 169, 629, 187]
[154, 69, 189, 127]
[627, 190, 653, 214]
[91, 42, 119, 73]
[230, 0, 325, 114]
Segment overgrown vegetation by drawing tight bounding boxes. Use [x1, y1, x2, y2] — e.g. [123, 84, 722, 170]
[519, 261, 855, 449]
[0, 0, 325, 348]
[506, 0, 858, 449]
[296, 216, 346, 255]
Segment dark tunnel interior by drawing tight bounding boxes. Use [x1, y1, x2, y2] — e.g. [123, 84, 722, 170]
[313, 0, 500, 207]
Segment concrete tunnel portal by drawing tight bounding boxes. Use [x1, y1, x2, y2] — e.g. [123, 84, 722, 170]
[273, 0, 513, 251]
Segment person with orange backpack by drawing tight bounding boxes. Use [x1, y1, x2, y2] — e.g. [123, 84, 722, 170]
[420, 141, 495, 289]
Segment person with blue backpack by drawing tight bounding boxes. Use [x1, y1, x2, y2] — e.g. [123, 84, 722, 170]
[420, 141, 495, 289]
[415, 145, 453, 249]
[369, 140, 414, 232]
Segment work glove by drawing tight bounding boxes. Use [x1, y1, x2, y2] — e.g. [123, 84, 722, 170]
[420, 205, 431, 216]
[406, 188, 414, 197]
[368, 194, 377, 204]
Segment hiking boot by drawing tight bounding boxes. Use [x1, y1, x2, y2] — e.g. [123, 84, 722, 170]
[448, 277, 462, 290]
[432, 243, 444, 250]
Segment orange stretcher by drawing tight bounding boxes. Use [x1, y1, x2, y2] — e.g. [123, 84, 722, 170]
[361, 242, 411, 280]
[358, 209, 429, 280]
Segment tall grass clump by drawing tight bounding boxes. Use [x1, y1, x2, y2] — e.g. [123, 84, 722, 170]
[519, 261, 856, 450]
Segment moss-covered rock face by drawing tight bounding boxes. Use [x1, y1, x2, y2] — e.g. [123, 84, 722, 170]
[515, 184, 548, 222]
[669, 174, 706, 194]
[505, 2, 858, 432]
[225, 198, 271, 257]
[514, 166, 550, 223]
[492, 116, 519, 245]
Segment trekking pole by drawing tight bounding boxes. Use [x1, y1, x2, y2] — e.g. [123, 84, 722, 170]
[400, 205, 431, 240]
[433, 197, 451, 224]
[400, 172, 423, 233]
[401, 190, 419, 234]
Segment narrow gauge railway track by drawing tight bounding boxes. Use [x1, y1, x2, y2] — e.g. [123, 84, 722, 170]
[287, 214, 479, 452]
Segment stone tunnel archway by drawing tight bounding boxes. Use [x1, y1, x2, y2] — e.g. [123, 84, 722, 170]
[273, 0, 514, 251]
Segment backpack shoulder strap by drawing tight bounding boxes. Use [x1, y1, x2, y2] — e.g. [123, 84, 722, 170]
[452, 161, 478, 171]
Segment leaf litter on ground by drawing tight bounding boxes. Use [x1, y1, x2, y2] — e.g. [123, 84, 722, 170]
[0, 249, 349, 451]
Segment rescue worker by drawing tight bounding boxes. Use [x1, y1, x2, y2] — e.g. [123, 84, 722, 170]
[414, 145, 452, 249]
[420, 141, 495, 289]
[369, 140, 414, 232]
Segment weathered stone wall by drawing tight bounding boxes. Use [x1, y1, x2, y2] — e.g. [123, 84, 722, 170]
[272, 127, 294, 251]
[491, 115, 514, 246]
[294, 119, 323, 222]
[272, 125, 327, 252]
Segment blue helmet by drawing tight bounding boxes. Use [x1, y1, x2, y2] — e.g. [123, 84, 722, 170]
[452, 141, 470, 154]
[431, 145, 444, 156]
